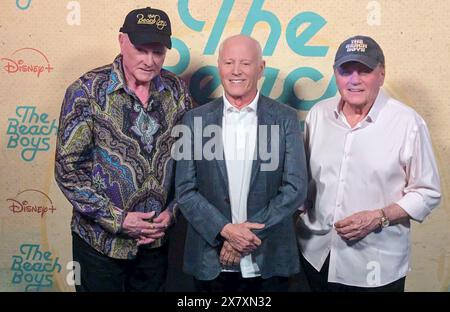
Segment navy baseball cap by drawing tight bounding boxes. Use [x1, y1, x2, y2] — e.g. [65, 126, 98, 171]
[334, 35, 384, 70]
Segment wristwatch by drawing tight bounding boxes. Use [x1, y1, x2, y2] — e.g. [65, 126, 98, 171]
[379, 208, 390, 228]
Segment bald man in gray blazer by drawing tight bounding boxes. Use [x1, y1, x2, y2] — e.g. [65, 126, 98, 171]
[175, 35, 307, 292]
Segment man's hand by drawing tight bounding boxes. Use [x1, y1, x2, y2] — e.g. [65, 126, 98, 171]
[136, 210, 173, 246]
[220, 222, 264, 254]
[152, 209, 173, 229]
[122, 211, 157, 239]
[220, 241, 241, 267]
[334, 210, 381, 241]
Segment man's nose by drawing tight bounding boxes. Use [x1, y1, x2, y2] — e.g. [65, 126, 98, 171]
[232, 63, 241, 75]
[349, 71, 361, 84]
[143, 52, 155, 67]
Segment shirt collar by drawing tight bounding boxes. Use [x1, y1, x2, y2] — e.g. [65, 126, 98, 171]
[222, 91, 259, 115]
[106, 54, 167, 95]
[366, 89, 387, 123]
[333, 89, 387, 123]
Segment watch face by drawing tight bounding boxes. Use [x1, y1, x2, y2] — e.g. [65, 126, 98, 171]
[381, 217, 390, 228]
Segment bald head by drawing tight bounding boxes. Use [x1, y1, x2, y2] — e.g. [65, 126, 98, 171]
[218, 35, 263, 63]
[217, 35, 265, 108]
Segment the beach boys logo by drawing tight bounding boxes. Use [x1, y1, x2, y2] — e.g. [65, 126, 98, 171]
[7, 189, 56, 218]
[137, 13, 167, 30]
[11, 244, 62, 291]
[346, 39, 368, 53]
[6, 106, 58, 162]
[1, 48, 54, 78]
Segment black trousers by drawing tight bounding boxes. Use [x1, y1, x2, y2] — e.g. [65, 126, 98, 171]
[72, 232, 168, 292]
[300, 252, 405, 292]
[194, 272, 289, 292]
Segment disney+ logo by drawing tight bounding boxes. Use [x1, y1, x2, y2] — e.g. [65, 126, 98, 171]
[1, 48, 54, 78]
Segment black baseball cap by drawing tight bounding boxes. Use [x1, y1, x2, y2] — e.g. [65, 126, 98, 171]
[120, 7, 172, 49]
[334, 35, 384, 70]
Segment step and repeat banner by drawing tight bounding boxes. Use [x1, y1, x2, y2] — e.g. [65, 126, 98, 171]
[0, 0, 449, 291]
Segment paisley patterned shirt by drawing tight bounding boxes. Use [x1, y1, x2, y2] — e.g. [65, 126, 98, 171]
[55, 55, 193, 259]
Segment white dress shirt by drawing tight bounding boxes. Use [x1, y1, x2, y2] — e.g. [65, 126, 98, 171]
[298, 89, 441, 287]
[222, 92, 260, 278]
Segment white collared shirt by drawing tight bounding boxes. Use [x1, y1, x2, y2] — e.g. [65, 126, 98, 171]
[222, 92, 260, 278]
[298, 89, 441, 287]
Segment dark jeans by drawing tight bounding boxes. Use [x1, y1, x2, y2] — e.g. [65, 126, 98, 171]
[72, 232, 168, 292]
[194, 272, 289, 292]
[300, 252, 405, 292]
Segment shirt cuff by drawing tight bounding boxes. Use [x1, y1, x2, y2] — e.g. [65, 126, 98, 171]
[167, 200, 177, 214]
[99, 203, 126, 234]
[396, 192, 432, 222]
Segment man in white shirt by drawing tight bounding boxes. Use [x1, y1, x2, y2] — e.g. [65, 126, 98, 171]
[297, 35, 441, 291]
[176, 35, 307, 291]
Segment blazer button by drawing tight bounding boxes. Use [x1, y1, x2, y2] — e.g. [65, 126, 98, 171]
[224, 197, 230, 204]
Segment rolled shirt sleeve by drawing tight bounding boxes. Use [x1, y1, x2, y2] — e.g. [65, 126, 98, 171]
[396, 119, 441, 222]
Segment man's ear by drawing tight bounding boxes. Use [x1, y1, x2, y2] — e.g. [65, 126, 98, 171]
[118, 33, 125, 52]
[379, 66, 386, 86]
[258, 59, 266, 79]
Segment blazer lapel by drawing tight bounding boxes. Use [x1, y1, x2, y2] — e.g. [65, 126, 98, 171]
[249, 96, 274, 188]
[205, 99, 229, 189]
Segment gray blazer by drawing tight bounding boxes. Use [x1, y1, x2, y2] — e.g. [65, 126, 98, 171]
[175, 95, 307, 280]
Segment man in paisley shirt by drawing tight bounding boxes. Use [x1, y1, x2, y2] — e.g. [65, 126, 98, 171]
[55, 7, 192, 291]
